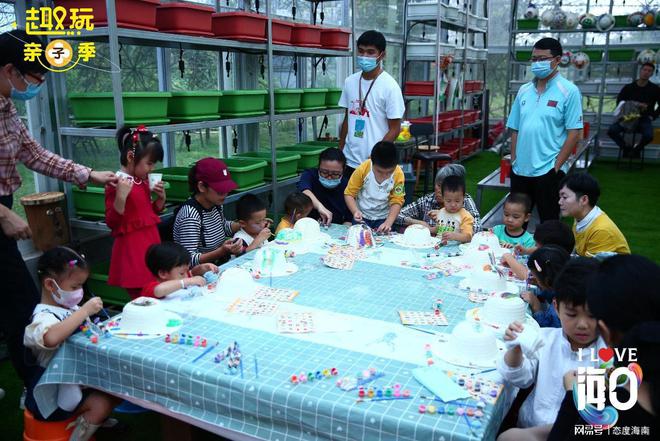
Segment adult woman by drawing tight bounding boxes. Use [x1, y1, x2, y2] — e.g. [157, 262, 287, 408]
[296, 148, 352, 225]
[397, 163, 481, 232]
[173, 158, 243, 265]
[548, 255, 659, 440]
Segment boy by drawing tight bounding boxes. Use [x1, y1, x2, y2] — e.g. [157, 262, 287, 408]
[344, 141, 405, 233]
[492, 193, 535, 249]
[275, 192, 313, 234]
[428, 175, 474, 243]
[497, 258, 606, 439]
[234, 194, 272, 253]
[338, 30, 405, 173]
[141, 242, 217, 298]
[558, 173, 630, 257]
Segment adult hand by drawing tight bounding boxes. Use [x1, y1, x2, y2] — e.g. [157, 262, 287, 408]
[152, 181, 166, 201]
[318, 206, 333, 225]
[116, 177, 134, 201]
[503, 321, 524, 342]
[222, 238, 243, 256]
[89, 171, 117, 186]
[353, 210, 363, 223]
[187, 276, 207, 287]
[376, 221, 392, 234]
[197, 263, 219, 274]
[82, 297, 103, 316]
[0, 207, 32, 240]
[427, 210, 441, 221]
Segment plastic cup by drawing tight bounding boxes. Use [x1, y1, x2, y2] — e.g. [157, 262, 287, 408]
[148, 173, 163, 190]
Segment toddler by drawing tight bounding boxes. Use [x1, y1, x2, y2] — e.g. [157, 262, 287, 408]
[522, 245, 570, 328]
[275, 192, 313, 234]
[234, 194, 273, 252]
[492, 193, 535, 249]
[428, 175, 474, 243]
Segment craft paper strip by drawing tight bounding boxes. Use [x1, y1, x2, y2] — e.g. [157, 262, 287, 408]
[412, 365, 471, 402]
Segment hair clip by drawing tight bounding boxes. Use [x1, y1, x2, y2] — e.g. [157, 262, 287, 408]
[68, 259, 78, 267]
[533, 259, 542, 273]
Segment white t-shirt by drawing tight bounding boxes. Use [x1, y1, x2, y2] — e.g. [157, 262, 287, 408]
[339, 70, 405, 168]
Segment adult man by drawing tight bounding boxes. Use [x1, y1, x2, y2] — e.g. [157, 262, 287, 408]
[0, 30, 116, 384]
[607, 62, 660, 158]
[506, 37, 583, 222]
[338, 30, 405, 174]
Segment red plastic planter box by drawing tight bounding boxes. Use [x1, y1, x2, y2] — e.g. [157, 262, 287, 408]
[55, 0, 160, 31]
[292, 24, 322, 47]
[320, 28, 351, 50]
[438, 146, 459, 160]
[405, 81, 434, 96]
[271, 19, 294, 45]
[156, 2, 213, 36]
[212, 11, 267, 42]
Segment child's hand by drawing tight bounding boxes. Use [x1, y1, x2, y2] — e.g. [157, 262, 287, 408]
[376, 221, 392, 234]
[514, 244, 526, 255]
[353, 210, 363, 223]
[563, 369, 578, 391]
[82, 297, 103, 316]
[196, 263, 218, 274]
[521, 291, 542, 312]
[501, 253, 515, 267]
[264, 218, 274, 229]
[256, 227, 272, 243]
[500, 241, 514, 249]
[152, 181, 166, 201]
[187, 276, 207, 287]
[441, 231, 458, 242]
[222, 238, 243, 255]
[115, 177, 134, 200]
[503, 321, 524, 342]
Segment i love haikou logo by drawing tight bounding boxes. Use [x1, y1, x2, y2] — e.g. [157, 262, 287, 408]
[573, 347, 644, 429]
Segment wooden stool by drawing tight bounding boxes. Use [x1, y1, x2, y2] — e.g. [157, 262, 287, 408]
[23, 409, 95, 441]
[20, 192, 70, 251]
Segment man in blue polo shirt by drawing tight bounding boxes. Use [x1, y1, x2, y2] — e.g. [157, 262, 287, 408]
[507, 37, 583, 222]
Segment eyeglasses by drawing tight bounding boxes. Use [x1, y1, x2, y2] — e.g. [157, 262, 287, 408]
[530, 56, 557, 62]
[319, 169, 342, 179]
[16, 69, 46, 86]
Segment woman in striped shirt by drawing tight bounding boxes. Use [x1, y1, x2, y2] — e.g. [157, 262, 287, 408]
[173, 158, 243, 266]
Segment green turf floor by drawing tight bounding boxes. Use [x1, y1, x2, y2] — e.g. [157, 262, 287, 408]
[1, 152, 658, 439]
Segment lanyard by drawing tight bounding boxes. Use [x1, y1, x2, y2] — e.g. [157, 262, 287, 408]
[358, 71, 381, 114]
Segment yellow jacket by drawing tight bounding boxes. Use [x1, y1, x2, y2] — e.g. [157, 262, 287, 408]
[573, 212, 630, 257]
[344, 159, 405, 220]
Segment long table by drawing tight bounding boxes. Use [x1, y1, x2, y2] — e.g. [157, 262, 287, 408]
[35, 225, 521, 441]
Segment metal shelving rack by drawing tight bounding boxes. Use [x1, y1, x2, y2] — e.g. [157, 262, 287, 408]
[402, 0, 489, 159]
[49, 0, 354, 232]
[504, 0, 660, 159]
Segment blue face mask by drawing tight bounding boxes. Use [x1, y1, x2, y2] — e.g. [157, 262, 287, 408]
[531, 60, 555, 79]
[318, 174, 342, 189]
[357, 56, 379, 73]
[6, 71, 43, 101]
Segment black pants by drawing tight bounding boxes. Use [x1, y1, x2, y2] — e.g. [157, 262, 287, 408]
[607, 117, 654, 151]
[0, 195, 40, 385]
[510, 169, 565, 223]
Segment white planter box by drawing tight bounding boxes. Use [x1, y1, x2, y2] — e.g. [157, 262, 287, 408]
[446, 6, 459, 20]
[466, 47, 479, 60]
[408, 41, 456, 58]
[468, 13, 488, 31]
[475, 48, 488, 60]
[408, 1, 449, 20]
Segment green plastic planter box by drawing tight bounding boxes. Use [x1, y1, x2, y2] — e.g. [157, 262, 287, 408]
[325, 88, 342, 108]
[515, 50, 532, 62]
[608, 49, 635, 61]
[153, 167, 191, 202]
[614, 15, 628, 28]
[299, 140, 339, 148]
[234, 151, 301, 181]
[301, 88, 328, 111]
[582, 49, 603, 62]
[168, 91, 222, 121]
[87, 262, 131, 307]
[68, 92, 172, 126]
[267, 88, 304, 113]
[278, 144, 326, 170]
[219, 90, 267, 117]
[517, 18, 539, 30]
[223, 158, 268, 190]
[72, 185, 106, 219]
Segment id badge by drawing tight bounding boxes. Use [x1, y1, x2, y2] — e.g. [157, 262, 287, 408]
[353, 118, 365, 139]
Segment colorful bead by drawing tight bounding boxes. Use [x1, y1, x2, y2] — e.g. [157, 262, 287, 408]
[291, 375, 299, 384]
[201, 339, 207, 348]
[308, 372, 314, 381]
[165, 334, 171, 343]
[358, 389, 365, 398]
[322, 369, 330, 377]
[330, 367, 338, 376]
[403, 389, 411, 398]
[393, 383, 401, 390]
[447, 407, 455, 415]
[90, 335, 98, 344]
[475, 410, 484, 418]
[490, 389, 498, 397]
[362, 369, 371, 379]
[393, 390, 400, 398]
[385, 388, 392, 397]
[427, 358, 434, 366]
[466, 408, 475, 417]
[456, 407, 465, 416]
[418, 405, 427, 414]
[458, 378, 465, 386]
[367, 388, 374, 398]
[300, 374, 308, 383]
[437, 406, 445, 414]
[315, 371, 323, 380]
[427, 405, 437, 414]
[376, 389, 383, 398]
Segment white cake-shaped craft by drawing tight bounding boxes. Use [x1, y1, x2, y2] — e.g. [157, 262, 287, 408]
[481, 294, 526, 329]
[217, 267, 257, 296]
[345, 224, 375, 248]
[119, 297, 173, 334]
[402, 224, 432, 246]
[294, 218, 322, 242]
[459, 264, 508, 292]
[469, 231, 502, 252]
[449, 320, 499, 366]
[253, 247, 288, 276]
[274, 228, 302, 245]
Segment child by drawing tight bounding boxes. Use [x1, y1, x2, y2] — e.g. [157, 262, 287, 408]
[492, 193, 535, 249]
[497, 258, 606, 440]
[106, 125, 165, 299]
[275, 192, 313, 234]
[428, 175, 474, 243]
[501, 219, 575, 280]
[344, 141, 405, 233]
[24, 247, 120, 440]
[142, 242, 219, 298]
[235, 194, 273, 252]
[521, 245, 570, 328]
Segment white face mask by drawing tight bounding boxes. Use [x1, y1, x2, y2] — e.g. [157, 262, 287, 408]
[49, 280, 84, 309]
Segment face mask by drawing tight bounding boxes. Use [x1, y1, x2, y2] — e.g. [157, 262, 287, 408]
[50, 280, 84, 309]
[319, 174, 342, 189]
[357, 56, 379, 73]
[531, 60, 555, 79]
[5, 70, 43, 101]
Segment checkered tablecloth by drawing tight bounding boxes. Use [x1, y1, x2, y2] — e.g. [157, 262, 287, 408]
[35, 225, 519, 441]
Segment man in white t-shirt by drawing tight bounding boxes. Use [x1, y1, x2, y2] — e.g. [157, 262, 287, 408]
[338, 30, 405, 173]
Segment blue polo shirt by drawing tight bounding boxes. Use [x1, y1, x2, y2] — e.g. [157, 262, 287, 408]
[507, 74, 583, 177]
[297, 168, 352, 224]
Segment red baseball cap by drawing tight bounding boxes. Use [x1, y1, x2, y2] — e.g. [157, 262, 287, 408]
[194, 157, 237, 194]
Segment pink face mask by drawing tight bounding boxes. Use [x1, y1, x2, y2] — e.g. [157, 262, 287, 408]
[50, 280, 84, 309]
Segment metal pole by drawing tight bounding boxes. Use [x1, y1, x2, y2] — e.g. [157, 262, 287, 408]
[594, 0, 615, 157]
[266, 0, 278, 214]
[106, 0, 124, 126]
[156, 48, 174, 166]
[503, 0, 517, 123]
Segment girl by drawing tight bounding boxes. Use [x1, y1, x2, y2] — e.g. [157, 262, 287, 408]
[106, 125, 165, 298]
[24, 247, 120, 441]
[521, 245, 570, 328]
[549, 254, 660, 439]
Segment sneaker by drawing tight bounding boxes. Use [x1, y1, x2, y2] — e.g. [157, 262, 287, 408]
[67, 415, 101, 441]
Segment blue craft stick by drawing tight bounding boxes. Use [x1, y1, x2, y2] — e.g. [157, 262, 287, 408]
[472, 368, 497, 376]
[254, 356, 259, 379]
[463, 413, 478, 435]
[101, 307, 111, 320]
[192, 341, 219, 364]
[365, 396, 412, 402]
